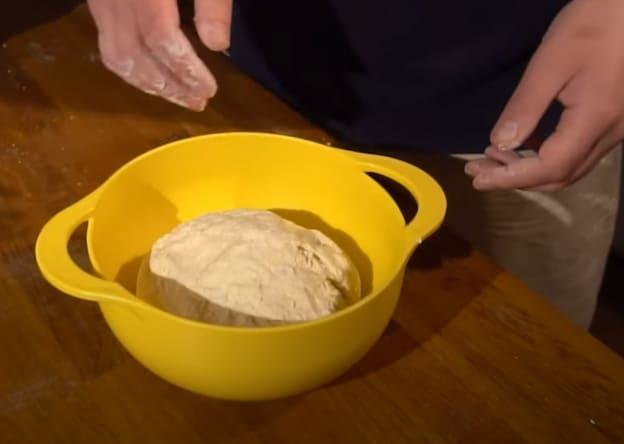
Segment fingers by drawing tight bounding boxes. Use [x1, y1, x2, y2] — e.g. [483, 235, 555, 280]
[142, 27, 218, 106]
[93, 1, 201, 109]
[470, 103, 611, 190]
[489, 35, 577, 150]
[87, 0, 217, 111]
[133, 0, 217, 104]
[104, 37, 206, 110]
[194, 0, 233, 51]
[463, 157, 503, 177]
[483, 145, 526, 164]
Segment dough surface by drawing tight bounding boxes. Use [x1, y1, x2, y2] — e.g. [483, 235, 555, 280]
[136, 209, 361, 326]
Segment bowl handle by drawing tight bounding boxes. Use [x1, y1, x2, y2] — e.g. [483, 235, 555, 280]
[346, 150, 447, 255]
[35, 190, 141, 308]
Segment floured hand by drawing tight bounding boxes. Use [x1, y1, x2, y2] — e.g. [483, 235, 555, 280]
[87, 0, 232, 111]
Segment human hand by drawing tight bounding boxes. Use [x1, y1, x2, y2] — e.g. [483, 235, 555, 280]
[87, 0, 232, 111]
[465, 0, 624, 191]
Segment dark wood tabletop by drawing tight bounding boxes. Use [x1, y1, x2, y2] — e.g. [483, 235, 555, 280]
[1, 6, 623, 444]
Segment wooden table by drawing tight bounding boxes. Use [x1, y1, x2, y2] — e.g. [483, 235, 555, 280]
[1, 6, 623, 444]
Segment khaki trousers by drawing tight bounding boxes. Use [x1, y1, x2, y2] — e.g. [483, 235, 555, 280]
[388, 147, 622, 329]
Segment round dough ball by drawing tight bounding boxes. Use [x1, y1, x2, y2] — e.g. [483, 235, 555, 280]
[136, 209, 361, 327]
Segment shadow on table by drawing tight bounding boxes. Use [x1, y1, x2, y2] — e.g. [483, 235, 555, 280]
[325, 164, 482, 387]
[326, 227, 478, 388]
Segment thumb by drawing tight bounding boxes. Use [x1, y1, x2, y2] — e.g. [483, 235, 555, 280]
[491, 36, 574, 150]
[194, 0, 233, 51]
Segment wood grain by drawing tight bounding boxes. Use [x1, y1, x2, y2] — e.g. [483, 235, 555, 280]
[0, 6, 623, 444]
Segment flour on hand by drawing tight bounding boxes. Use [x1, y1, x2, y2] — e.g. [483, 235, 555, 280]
[136, 209, 361, 327]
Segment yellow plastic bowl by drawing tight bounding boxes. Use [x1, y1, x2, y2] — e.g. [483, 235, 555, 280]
[35, 132, 446, 401]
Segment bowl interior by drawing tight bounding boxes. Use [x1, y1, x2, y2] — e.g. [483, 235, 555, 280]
[87, 133, 411, 302]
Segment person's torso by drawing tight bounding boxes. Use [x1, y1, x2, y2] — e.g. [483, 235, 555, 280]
[229, 0, 570, 153]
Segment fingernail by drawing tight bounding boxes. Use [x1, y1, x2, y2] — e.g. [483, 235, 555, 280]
[496, 121, 518, 140]
[141, 76, 166, 94]
[193, 99, 207, 111]
[164, 95, 190, 108]
[464, 162, 477, 176]
[497, 140, 522, 151]
[206, 81, 218, 99]
[196, 22, 230, 51]
[493, 122, 520, 151]
[162, 89, 208, 111]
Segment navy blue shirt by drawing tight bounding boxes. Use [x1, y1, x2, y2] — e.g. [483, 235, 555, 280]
[229, 1, 570, 153]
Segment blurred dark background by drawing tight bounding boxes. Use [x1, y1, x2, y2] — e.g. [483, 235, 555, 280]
[2, 0, 623, 355]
